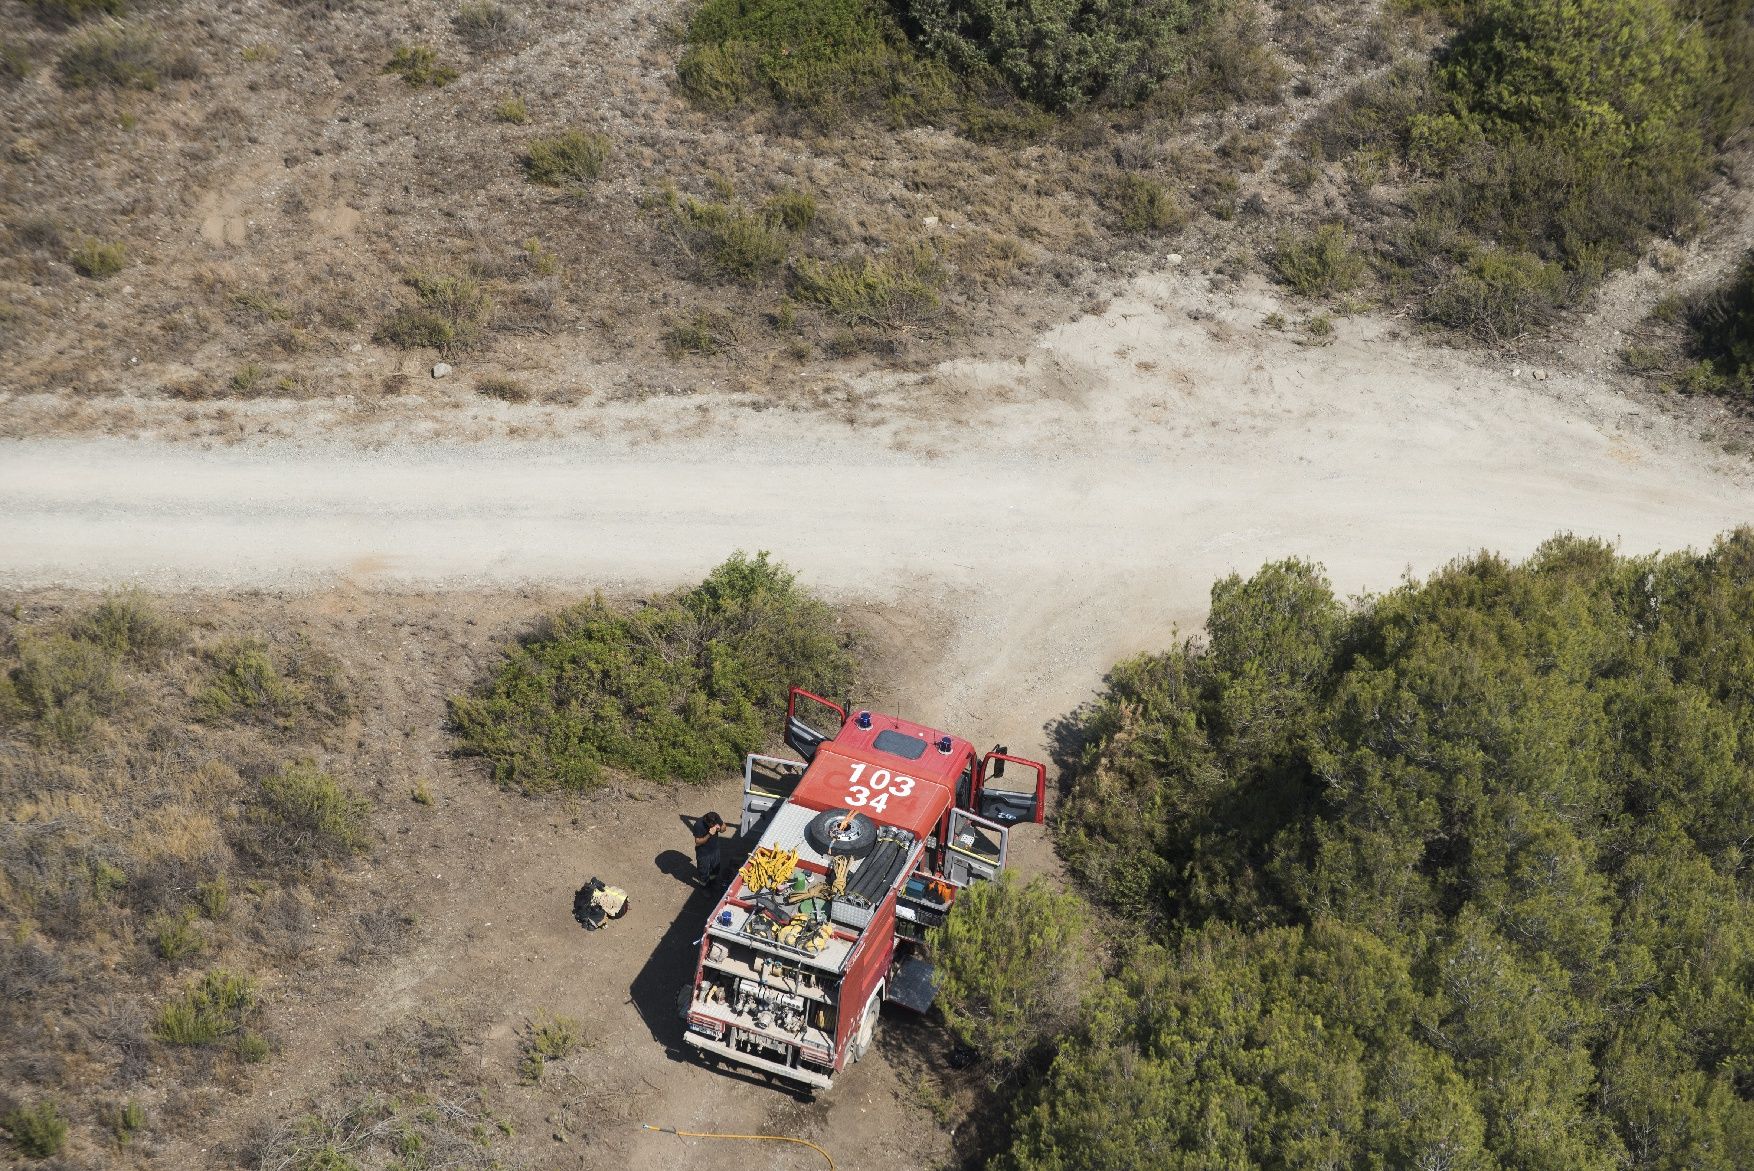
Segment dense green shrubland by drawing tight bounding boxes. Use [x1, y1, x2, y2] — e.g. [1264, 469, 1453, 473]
[978, 533, 1754, 1169]
[449, 553, 856, 792]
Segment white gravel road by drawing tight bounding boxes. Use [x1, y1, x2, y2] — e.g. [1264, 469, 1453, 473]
[4, 271, 1751, 744]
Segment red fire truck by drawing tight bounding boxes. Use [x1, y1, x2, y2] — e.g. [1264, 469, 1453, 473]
[681, 688, 1047, 1092]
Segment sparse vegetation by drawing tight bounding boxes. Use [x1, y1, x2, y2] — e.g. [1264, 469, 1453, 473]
[475, 374, 532, 402]
[56, 22, 192, 88]
[452, 1, 527, 53]
[665, 309, 736, 356]
[2, 632, 123, 744]
[107, 1100, 146, 1144]
[521, 130, 610, 186]
[0, 38, 31, 83]
[385, 44, 458, 87]
[33, 0, 126, 23]
[663, 188, 803, 285]
[0, 596, 417, 1160]
[678, 0, 954, 119]
[1423, 247, 1570, 340]
[493, 95, 529, 123]
[450, 552, 856, 791]
[196, 637, 350, 730]
[792, 246, 943, 329]
[150, 907, 206, 961]
[69, 237, 126, 279]
[249, 760, 370, 862]
[1108, 173, 1187, 235]
[517, 1013, 580, 1082]
[2, 1099, 68, 1158]
[377, 272, 495, 354]
[152, 968, 261, 1048]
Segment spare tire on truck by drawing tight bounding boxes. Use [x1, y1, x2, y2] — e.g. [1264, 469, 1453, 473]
[803, 809, 877, 859]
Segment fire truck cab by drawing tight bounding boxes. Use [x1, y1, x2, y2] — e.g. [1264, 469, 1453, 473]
[681, 688, 1047, 1092]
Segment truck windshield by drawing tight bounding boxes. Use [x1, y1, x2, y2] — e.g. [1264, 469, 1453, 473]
[872, 729, 927, 760]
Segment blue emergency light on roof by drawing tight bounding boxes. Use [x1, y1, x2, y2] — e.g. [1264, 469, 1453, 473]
[856, 710, 872, 729]
[937, 735, 953, 754]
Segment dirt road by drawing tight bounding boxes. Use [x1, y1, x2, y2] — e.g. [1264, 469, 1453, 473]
[5, 271, 1753, 742]
[5, 271, 1754, 1170]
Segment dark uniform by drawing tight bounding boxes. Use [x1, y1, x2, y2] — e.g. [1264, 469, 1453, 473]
[693, 814, 724, 886]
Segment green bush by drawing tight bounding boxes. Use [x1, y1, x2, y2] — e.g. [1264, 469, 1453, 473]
[3, 634, 123, 744]
[450, 552, 856, 792]
[1270, 223, 1364, 296]
[517, 1013, 580, 1082]
[1109, 173, 1187, 234]
[1424, 247, 1569, 340]
[69, 237, 126, 278]
[376, 272, 494, 354]
[71, 591, 185, 662]
[150, 907, 205, 961]
[907, 0, 1198, 110]
[250, 760, 370, 861]
[2, 1100, 68, 1158]
[452, 1, 527, 53]
[521, 130, 610, 186]
[1313, 0, 1753, 334]
[1407, 0, 1729, 288]
[152, 968, 260, 1047]
[678, 0, 954, 119]
[1683, 250, 1754, 399]
[665, 189, 809, 285]
[384, 44, 457, 87]
[792, 246, 943, 327]
[196, 638, 348, 729]
[929, 872, 1093, 1077]
[762, 189, 818, 232]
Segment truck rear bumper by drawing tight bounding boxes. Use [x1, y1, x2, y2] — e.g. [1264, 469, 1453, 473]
[683, 1031, 834, 1090]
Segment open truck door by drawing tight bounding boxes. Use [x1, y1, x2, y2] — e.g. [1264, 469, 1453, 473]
[785, 687, 845, 763]
[943, 807, 1009, 885]
[974, 748, 1047, 825]
[739, 753, 805, 838]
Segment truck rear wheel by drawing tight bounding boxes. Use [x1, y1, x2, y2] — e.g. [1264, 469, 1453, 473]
[851, 987, 882, 1062]
[804, 809, 877, 859]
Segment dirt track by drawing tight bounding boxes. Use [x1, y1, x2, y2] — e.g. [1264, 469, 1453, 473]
[5, 270, 1754, 1170]
[6, 269, 1754, 738]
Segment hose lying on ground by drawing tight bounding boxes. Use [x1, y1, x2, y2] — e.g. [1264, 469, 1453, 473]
[640, 1123, 835, 1169]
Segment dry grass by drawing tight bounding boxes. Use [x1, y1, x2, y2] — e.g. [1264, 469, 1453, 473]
[0, 593, 384, 1158]
[8, 0, 1725, 431]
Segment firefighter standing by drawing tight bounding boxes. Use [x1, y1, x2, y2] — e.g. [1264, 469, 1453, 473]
[692, 811, 725, 888]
